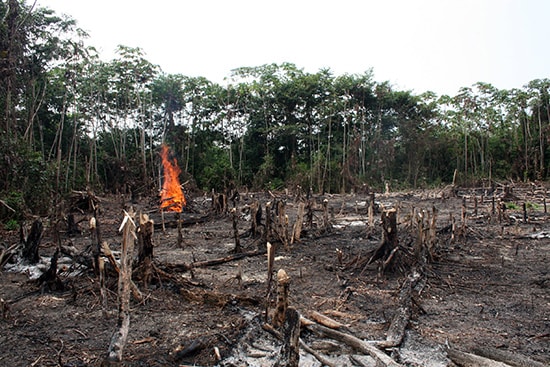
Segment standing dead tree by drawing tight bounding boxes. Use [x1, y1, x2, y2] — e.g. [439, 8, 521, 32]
[103, 210, 136, 366]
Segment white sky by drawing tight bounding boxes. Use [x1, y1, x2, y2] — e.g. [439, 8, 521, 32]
[37, 0, 549, 96]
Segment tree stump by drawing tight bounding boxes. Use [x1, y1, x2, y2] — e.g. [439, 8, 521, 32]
[274, 308, 300, 367]
[250, 200, 262, 238]
[231, 208, 242, 253]
[66, 213, 81, 236]
[363, 209, 399, 274]
[21, 220, 43, 264]
[137, 213, 154, 287]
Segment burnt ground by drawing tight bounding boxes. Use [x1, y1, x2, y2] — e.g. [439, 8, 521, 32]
[0, 184, 549, 367]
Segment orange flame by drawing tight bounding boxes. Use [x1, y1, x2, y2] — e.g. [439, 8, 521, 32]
[160, 144, 186, 212]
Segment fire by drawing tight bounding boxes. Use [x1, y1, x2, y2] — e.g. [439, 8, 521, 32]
[160, 144, 186, 212]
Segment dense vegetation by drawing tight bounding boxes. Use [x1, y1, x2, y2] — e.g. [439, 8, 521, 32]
[1, 0, 549, 223]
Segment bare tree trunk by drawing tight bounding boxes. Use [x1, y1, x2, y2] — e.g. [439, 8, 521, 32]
[104, 211, 136, 365]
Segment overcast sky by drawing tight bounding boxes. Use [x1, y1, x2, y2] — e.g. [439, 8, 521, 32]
[37, 0, 549, 96]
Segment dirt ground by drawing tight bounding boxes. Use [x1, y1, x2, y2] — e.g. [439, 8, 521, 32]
[0, 184, 549, 367]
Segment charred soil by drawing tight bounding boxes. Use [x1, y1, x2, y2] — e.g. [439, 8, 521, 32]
[1, 185, 549, 366]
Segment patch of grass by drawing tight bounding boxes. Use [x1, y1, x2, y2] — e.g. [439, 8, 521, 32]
[525, 201, 541, 210]
[4, 219, 18, 231]
[504, 202, 520, 210]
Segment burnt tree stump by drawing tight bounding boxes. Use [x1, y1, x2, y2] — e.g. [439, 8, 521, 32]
[274, 307, 300, 367]
[38, 248, 64, 291]
[21, 220, 43, 264]
[363, 209, 399, 273]
[66, 213, 81, 236]
[137, 213, 154, 287]
[250, 200, 262, 238]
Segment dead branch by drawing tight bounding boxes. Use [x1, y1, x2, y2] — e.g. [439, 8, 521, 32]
[0, 198, 16, 212]
[276, 200, 289, 250]
[0, 243, 19, 268]
[250, 200, 262, 237]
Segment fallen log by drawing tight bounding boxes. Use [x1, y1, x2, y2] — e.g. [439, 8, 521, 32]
[447, 347, 513, 367]
[302, 317, 403, 367]
[471, 346, 547, 367]
[163, 249, 266, 273]
[375, 277, 412, 349]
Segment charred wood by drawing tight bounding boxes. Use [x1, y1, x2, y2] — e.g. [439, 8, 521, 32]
[274, 307, 300, 367]
[21, 220, 42, 264]
[272, 269, 290, 329]
[303, 317, 403, 367]
[447, 347, 513, 367]
[37, 248, 64, 292]
[66, 213, 81, 236]
[471, 346, 547, 367]
[163, 248, 266, 273]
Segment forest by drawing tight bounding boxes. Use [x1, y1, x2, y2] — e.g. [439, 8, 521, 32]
[1, 0, 549, 221]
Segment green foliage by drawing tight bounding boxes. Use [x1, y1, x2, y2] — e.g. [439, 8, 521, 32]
[504, 202, 520, 210]
[4, 219, 19, 231]
[195, 144, 235, 192]
[525, 201, 541, 210]
[0, 191, 25, 223]
[0, 133, 55, 219]
[2, 0, 550, 210]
